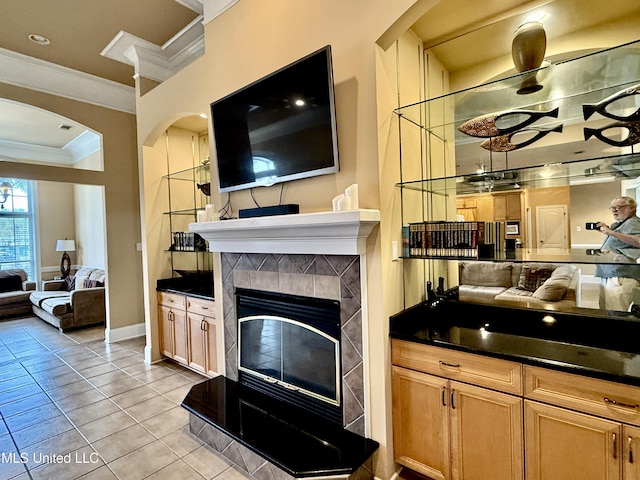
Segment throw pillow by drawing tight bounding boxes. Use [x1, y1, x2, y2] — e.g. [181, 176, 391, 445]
[532, 266, 575, 301]
[64, 275, 76, 292]
[0, 275, 22, 293]
[83, 279, 104, 289]
[517, 267, 553, 292]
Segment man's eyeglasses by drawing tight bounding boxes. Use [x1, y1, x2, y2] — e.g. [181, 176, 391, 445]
[610, 204, 630, 212]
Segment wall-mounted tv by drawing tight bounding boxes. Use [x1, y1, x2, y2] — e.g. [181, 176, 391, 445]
[210, 45, 339, 193]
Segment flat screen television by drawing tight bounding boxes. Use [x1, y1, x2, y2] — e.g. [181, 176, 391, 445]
[210, 45, 339, 193]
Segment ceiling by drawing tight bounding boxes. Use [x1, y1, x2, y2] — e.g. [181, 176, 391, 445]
[1, 0, 199, 88]
[1, 0, 639, 169]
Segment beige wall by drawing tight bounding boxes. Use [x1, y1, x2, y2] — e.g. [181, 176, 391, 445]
[36, 181, 76, 280]
[0, 81, 144, 335]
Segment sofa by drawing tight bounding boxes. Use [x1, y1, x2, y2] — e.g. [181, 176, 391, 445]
[0, 269, 36, 318]
[30, 266, 106, 331]
[458, 261, 581, 309]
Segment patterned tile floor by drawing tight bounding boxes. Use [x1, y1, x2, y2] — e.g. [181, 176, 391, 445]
[0, 316, 249, 480]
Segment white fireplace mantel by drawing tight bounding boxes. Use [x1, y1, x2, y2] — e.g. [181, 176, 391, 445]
[189, 209, 380, 255]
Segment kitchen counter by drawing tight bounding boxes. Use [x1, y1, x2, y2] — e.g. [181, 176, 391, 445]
[390, 300, 640, 387]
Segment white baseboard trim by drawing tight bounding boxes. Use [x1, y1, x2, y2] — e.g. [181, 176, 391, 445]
[105, 322, 146, 344]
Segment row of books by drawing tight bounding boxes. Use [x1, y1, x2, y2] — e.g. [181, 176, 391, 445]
[170, 232, 207, 252]
[402, 221, 506, 258]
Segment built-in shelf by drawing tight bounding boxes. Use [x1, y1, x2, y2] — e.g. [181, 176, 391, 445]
[189, 209, 380, 255]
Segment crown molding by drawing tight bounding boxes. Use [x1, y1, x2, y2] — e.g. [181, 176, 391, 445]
[0, 48, 136, 114]
[63, 130, 101, 161]
[101, 15, 205, 84]
[201, 0, 239, 25]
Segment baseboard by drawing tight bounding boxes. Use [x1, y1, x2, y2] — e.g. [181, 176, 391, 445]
[105, 322, 145, 344]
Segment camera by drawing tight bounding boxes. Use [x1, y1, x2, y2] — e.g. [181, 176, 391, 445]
[585, 222, 600, 230]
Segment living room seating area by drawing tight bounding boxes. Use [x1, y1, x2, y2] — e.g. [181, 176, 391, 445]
[29, 266, 106, 332]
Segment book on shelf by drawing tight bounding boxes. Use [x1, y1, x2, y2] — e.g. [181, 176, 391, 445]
[404, 220, 505, 258]
[170, 232, 207, 252]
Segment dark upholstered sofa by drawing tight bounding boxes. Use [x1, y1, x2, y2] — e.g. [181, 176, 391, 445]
[0, 269, 36, 318]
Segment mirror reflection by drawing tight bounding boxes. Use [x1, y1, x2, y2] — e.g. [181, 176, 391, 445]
[397, 36, 640, 317]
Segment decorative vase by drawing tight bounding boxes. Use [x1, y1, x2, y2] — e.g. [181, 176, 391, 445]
[512, 21, 546, 94]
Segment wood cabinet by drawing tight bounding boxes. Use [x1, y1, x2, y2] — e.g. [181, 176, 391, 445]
[158, 291, 219, 377]
[391, 339, 524, 480]
[524, 365, 640, 480]
[186, 296, 218, 376]
[525, 400, 621, 480]
[158, 292, 188, 364]
[391, 341, 640, 480]
[493, 192, 521, 221]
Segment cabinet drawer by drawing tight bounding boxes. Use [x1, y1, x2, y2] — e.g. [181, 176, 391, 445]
[391, 339, 522, 395]
[157, 291, 186, 309]
[187, 297, 215, 317]
[525, 365, 640, 426]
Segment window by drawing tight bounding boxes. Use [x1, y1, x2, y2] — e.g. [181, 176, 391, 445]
[0, 178, 35, 280]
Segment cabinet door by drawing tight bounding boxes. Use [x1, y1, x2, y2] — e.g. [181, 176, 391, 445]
[525, 400, 621, 480]
[187, 313, 206, 374]
[392, 366, 450, 480]
[171, 307, 188, 365]
[159, 305, 174, 358]
[625, 425, 640, 480]
[203, 316, 219, 376]
[450, 381, 523, 480]
[494, 193, 521, 221]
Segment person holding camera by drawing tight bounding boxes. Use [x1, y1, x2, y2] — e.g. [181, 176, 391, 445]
[594, 196, 640, 311]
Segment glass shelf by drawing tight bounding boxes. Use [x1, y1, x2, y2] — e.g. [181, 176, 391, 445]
[162, 164, 210, 182]
[394, 40, 640, 179]
[397, 152, 640, 196]
[394, 40, 640, 135]
[403, 248, 640, 266]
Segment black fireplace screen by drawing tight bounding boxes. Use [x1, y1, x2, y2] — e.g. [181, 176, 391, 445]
[236, 288, 341, 415]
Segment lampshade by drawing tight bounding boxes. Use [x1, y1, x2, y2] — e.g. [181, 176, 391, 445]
[56, 239, 76, 252]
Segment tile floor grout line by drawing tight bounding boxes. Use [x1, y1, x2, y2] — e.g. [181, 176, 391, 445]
[0, 404, 34, 480]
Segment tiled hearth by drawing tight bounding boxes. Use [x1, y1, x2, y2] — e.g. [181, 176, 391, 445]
[221, 252, 366, 433]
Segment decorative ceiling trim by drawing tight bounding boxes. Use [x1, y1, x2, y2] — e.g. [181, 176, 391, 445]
[0, 48, 136, 114]
[101, 16, 205, 83]
[0, 129, 100, 165]
[63, 130, 101, 162]
[0, 138, 74, 164]
[201, 0, 239, 25]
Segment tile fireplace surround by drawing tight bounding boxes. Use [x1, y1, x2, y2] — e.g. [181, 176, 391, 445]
[186, 210, 380, 480]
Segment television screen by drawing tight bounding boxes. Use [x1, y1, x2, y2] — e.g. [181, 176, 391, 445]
[210, 46, 339, 193]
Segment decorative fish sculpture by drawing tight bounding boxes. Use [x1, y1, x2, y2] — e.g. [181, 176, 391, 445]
[583, 121, 640, 147]
[457, 107, 560, 138]
[480, 124, 563, 152]
[583, 84, 640, 121]
[197, 183, 211, 196]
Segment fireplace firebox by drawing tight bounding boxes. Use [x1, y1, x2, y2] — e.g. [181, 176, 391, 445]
[236, 287, 342, 424]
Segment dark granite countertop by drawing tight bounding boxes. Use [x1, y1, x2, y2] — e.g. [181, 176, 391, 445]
[157, 276, 214, 300]
[390, 300, 640, 388]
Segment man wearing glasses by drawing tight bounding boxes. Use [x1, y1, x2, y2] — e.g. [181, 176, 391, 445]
[595, 196, 640, 311]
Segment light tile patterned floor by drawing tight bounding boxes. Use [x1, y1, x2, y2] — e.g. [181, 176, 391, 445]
[0, 316, 250, 480]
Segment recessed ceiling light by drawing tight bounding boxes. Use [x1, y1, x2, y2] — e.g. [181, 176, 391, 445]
[28, 34, 50, 46]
